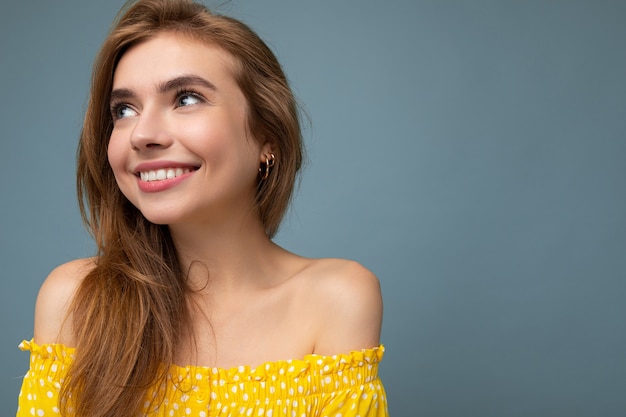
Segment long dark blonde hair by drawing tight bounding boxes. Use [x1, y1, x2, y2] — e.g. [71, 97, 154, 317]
[64, 1, 303, 415]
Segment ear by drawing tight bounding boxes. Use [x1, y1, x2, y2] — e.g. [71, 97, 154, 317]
[259, 141, 275, 162]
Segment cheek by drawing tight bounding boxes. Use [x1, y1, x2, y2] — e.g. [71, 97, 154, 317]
[187, 119, 250, 165]
[187, 123, 226, 158]
[107, 137, 120, 172]
[106, 135, 129, 187]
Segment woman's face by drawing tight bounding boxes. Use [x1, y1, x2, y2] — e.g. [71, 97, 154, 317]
[107, 32, 271, 227]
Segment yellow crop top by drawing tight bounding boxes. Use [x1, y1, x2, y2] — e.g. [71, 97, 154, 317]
[17, 339, 388, 416]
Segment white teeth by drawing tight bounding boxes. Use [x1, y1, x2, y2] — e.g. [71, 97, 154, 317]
[139, 168, 191, 182]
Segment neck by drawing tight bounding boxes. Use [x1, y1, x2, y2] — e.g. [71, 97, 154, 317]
[168, 211, 280, 292]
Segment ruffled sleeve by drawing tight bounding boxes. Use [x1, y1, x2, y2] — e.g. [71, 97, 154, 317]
[16, 339, 72, 416]
[315, 346, 389, 417]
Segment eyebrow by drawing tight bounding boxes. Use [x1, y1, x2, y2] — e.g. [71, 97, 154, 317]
[160, 75, 217, 93]
[110, 74, 217, 103]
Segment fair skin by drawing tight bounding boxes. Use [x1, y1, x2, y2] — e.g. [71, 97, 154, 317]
[33, 32, 382, 370]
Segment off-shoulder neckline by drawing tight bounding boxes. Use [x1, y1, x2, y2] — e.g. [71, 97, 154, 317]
[20, 339, 384, 380]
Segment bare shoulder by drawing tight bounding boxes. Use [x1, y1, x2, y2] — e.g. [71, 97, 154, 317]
[297, 258, 383, 356]
[33, 257, 95, 346]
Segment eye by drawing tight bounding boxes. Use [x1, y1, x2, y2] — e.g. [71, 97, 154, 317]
[111, 103, 137, 120]
[176, 91, 203, 107]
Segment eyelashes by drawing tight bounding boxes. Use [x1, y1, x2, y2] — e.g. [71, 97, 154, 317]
[174, 89, 205, 107]
[109, 88, 208, 121]
[110, 102, 136, 120]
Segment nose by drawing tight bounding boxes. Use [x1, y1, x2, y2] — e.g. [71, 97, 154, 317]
[129, 107, 173, 151]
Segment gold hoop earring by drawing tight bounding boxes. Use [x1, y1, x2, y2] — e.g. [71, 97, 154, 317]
[259, 153, 275, 180]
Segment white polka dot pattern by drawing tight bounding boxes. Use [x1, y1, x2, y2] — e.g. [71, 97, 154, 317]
[16, 340, 388, 416]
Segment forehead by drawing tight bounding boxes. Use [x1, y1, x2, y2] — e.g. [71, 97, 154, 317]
[112, 31, 238, 89]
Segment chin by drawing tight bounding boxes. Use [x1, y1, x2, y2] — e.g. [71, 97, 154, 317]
[136, 209, 185, 226]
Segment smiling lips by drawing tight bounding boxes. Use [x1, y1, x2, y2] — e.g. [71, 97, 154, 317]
[135, 165, 198, 192]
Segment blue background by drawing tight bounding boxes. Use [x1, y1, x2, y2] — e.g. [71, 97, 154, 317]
[1, 1, 625, 416]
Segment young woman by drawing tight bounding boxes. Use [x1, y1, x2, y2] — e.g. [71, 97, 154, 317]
[17, 1, 387, 416]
